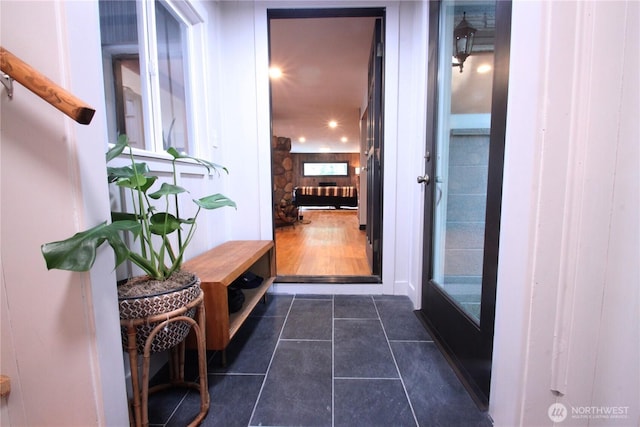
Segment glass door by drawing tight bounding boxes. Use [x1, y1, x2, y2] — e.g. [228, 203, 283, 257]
[418, 0, 511, 407]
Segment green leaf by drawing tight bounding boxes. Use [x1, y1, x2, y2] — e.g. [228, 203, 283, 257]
[116, 174, 147, 190]
[194, 194, 237, 210]
[41, 220, 141, 272]
[111, 211, 139, 222]
[166, 147, 229, 174]
[106, 134, 130, 163]
[107, 162, 151, 179]
[149, 213, 181, 235]
[148, 183, 187, 200]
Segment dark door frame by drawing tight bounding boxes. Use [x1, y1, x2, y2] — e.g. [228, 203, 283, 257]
[267, 7, 386, 284]
[418, 0, 512, 408]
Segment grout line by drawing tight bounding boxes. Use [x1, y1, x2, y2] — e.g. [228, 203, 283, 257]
[247, 294, 295, 426]
[334, 316, 379, 320]
[335, 376, 403, 381]
[332, 294, 335, 427]
[208, 372, 265, 377]
[373, 298, 420, 427]
[163, 388, 190, 427]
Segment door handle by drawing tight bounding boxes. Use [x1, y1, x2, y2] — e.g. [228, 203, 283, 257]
[417, 175, 430, 185]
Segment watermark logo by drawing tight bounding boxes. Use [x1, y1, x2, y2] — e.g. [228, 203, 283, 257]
[548, 403, 629, 423]
[548, 403, 568, 422]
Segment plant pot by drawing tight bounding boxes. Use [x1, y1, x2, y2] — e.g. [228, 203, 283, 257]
[118, 272, 200, 354]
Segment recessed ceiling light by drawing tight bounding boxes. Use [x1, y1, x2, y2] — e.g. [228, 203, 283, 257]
[328, 120, 338, 128]
[477, 64, 492, 74]
[269, 67, 282, 79]
[341, 137, 348, 143]
[298, 137, 306, 143]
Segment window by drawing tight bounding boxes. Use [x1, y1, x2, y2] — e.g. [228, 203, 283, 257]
[99, 0, 202, 154]
[303, 162, 349, 177]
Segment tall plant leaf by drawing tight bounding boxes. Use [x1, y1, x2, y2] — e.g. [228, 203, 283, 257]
[194, 194, 237, 210]
[149, 213, 181, 235]
[148, 183, 187, 200]
[106, 134, 130, 163]
[166, 147, 229, 174]
[41, 220, 141, 272]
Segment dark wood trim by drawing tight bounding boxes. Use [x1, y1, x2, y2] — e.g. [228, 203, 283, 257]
[267, 8, 384, 20]
[480, 0, 512, 339]
[420, 0, 440, 296]
[275, 275, 381, 284]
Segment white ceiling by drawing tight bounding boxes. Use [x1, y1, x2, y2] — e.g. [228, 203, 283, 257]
[269, 17, 377, 153]
[268, 11, 495, 153]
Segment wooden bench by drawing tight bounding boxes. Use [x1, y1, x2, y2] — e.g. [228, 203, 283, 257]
[182, 240, 275, 362]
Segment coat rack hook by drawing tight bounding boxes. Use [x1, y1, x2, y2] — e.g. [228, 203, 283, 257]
[1, 73, 13, 99]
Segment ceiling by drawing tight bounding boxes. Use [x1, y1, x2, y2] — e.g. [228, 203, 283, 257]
[268, 11, 496, 154]
[269, 17, 377, 153]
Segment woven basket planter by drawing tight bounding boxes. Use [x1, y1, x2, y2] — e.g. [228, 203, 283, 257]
[119, 273, 201, 354]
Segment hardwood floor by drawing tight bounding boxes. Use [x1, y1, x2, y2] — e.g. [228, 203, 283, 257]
[274, 208, 371, 276]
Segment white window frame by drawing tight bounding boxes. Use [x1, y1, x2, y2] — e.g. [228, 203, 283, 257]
[104, 0, 207, 156]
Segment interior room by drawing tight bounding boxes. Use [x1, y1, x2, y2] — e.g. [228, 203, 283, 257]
[268, 15, 376, 278]
[1, 1, 637, 426]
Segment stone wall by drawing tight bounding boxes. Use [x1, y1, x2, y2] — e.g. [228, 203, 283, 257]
[271, 136, 293, 207]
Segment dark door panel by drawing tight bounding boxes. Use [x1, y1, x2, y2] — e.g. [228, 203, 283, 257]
[418, 0, 511, 408]
[366, 18, 384, 276]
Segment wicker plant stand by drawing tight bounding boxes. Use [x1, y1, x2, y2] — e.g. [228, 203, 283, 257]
[121, 289, 209, 427]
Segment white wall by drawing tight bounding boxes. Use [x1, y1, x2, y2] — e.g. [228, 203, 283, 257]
[212, 0, 428, 297]
[0, 1, 128, 425]
[491, 1, 639, 425]
[3, 1, 636, 425]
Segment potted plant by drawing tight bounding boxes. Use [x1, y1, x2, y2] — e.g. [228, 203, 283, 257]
[41, 134, 236, 353]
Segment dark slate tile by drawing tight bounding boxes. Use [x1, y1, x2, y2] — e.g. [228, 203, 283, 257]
[334, 378, 416, 427]
[210, 315, 286, 374]
[334, 295, 378, 319]
[251, 340, 332, 426]
[374, 296, 432, 341]
[250, 293, 293, 317]
[295, 294, 334, 300]
[167, 374, 264, 427]
[391, 341, 492, 427]
[281, 298, 333, 340]
[147, 386, 189, 425]
[334, 319, 398, 379]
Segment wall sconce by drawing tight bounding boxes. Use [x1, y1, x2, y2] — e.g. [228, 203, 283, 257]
[452, 12, 476, 73]
[355, 167, 360, 175]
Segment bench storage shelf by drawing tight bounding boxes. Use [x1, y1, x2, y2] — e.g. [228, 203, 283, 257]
[182, 240, 275, 352]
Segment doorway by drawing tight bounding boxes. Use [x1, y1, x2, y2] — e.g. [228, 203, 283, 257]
[268, 9, 385, 283]
[417, 0, 511, 407]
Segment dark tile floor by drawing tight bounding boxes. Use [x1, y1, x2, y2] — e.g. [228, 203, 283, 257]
[147, 294, 492, 427]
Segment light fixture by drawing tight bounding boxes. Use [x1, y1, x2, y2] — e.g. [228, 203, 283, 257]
[477, 64, 492, 74]
[355, 167, 360, 175]
[452, 12, 476, 73]
[328, 120, 338, 128]
[269, 67, 282, 79]
[341, 136, 348, 143]
[298, 136, 306, 143]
